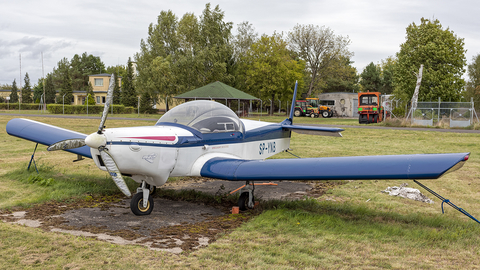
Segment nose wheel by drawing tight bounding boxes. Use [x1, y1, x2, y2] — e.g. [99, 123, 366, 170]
[130, 181, 154, 215]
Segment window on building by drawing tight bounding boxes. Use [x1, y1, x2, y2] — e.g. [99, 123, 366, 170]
[102, 96, 106, 103]
[94, 78, 104, 86]
[320, 100, 335, 106]
[96, 96, 100, 104]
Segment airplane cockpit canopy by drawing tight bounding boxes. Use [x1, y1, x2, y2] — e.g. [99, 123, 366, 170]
[156, 100, 244, 134]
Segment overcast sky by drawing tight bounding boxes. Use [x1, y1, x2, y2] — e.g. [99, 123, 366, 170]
[1, 0, 479, 86]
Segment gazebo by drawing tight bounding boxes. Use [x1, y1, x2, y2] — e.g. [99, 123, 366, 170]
[174, 81, 259, 116]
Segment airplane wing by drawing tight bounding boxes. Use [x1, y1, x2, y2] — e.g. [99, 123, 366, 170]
[6, 118, 92, 158]
[200, 152, 469, 181]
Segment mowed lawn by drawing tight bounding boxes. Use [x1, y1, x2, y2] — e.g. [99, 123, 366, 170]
[0, 113, 480, 269]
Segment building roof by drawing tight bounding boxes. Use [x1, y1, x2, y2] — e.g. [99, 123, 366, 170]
[174, 81, 259, 100]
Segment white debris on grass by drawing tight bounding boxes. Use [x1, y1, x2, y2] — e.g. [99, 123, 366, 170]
[382, 183, 434, 204]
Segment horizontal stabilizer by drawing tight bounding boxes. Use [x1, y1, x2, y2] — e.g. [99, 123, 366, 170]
[6, 118, 91, 158]
[200, 153, 469, 181]
[283, 124, 344, 137]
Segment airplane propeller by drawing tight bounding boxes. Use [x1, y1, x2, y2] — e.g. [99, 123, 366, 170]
[47, 74, 131, 197]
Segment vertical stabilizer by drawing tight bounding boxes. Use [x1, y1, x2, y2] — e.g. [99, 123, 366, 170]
[288, 81, 298, 122]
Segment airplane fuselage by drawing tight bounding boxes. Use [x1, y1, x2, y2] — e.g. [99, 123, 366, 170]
[91, 119, 291, 187]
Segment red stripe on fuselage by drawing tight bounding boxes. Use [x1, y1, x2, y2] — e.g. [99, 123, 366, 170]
[120, 136, 176, 141]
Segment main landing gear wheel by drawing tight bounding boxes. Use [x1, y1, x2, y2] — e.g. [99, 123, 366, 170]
[130, 192, 154, 216]
[237, 181, 255, 211]
[238, 192, 255, 211]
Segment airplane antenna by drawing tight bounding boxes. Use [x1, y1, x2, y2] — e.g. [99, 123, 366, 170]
[288, 81, 298, 121]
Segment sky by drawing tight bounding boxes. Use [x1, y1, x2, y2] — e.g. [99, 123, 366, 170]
[1, 0, 479, 86]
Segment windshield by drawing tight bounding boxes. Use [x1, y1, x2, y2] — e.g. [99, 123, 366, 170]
[156, 100, 243, 133]
[360, 94, 378, 106]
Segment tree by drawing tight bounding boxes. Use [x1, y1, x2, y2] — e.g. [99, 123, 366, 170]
[139, 91, 156, 114]
[232, 21, 258, 90]
[86, 81, 95, 105]
[10, 79, 18, 103]
[379, 56, 396, 94]
[320, 56, 359, 93]
[33, 78, 44, 103]
[238, 33, 305, 115]
[393, 18, 466, 102]
[288, 24, 352, 97]
[44, 74, 56, 104]
[135, 4, 235, 107]
[360, 62, 382, 92]
[464, 54, 480, 111]
[21, 73, 33, 103]
[121, 58, 137, 107]
[55, 58, 73, 104]
[71, 52, 105, 91]
[112, 72, 121, 104]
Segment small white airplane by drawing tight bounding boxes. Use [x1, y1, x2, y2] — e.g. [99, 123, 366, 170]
[6, 75, 469, 215]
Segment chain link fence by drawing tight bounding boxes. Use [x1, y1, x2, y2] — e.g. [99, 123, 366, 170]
[411, 99, 478, 127]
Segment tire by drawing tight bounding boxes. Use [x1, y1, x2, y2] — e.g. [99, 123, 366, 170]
[310, 113, 316, 118]
[322, 111, 329, 118]
[328, 111, 333, 118]
[373, 114, 378, 123]
[238, 192, 254, 211]
[130, 192, 154, 216]
[294, 109, 301, 117]
[359, 114, 367, 124]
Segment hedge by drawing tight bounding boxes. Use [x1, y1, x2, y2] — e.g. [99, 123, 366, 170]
[0, 103, 41, 110]
[0, 103, 135, 114]
[47, 104, 135, 114]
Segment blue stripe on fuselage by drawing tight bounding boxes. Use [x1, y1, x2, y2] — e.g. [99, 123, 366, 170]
[109, 123, 291, 148]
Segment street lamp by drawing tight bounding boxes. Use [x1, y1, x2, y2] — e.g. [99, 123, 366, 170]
[63, 94, 66, 114]
[86, 94, 91, 115]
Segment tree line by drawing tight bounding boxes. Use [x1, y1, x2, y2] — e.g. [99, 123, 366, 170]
[3, 4, 480, 114]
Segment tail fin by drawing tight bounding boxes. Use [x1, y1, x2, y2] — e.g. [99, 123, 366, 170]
[288, 81, 298, 122]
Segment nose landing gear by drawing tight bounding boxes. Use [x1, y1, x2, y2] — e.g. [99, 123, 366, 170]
[130, 181, 155, 216]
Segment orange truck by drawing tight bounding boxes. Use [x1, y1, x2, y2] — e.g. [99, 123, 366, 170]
[358, 92, 384, 124]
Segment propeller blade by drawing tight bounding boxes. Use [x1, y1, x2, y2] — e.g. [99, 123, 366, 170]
[99, 148, 131, 197]
[47, 139, 86, 151]
[98, 73, 116, 134]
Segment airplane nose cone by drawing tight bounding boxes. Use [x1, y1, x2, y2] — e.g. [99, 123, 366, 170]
[85, 132, 107, 149]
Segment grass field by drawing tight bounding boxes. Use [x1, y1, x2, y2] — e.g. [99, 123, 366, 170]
[1, 113, 480, 269]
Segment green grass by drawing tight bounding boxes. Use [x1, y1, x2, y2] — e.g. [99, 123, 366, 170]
[1, 114, 480, 269]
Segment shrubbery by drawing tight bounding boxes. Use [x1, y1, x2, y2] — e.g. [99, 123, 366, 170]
[0, 103, 135, 114]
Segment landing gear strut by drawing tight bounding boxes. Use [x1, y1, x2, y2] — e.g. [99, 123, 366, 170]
[130, 181, 154, 216]
[238, 181, 255, 211]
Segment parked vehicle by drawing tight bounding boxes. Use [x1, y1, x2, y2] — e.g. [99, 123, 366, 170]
[358, 92, 384, 124]
[294, 98, 333, 118]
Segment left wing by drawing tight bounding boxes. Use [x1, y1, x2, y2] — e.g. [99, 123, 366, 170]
[200, 153, 469, 181]
[6, 118, 91, 158]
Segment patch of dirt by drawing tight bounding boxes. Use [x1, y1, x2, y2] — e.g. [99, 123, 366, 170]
[0, 179, 340, 253]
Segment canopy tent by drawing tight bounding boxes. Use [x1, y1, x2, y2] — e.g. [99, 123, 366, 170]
[174, 81, 259, 116]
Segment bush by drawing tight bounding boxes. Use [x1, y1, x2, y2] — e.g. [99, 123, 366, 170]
[47, 104, 134, 114]
[0, 103, 42, 110]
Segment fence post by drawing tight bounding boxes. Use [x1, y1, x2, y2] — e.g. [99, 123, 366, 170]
[438, 97, 441, 124]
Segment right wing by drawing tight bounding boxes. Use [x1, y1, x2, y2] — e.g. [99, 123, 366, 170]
[200, 153, 469, 181]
